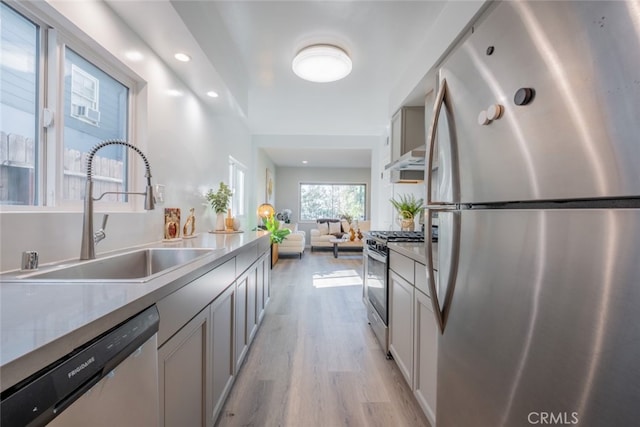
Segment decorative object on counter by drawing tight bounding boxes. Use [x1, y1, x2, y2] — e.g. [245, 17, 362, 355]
[207, 205, 243, 234]
[182, 207, 196, 238]
[225, 208, 235, 232]
[164, 208, 181, 240]
[390, 194, 424, 231]
[206, 182, 233, 231]
[276, 208, 292, 223]
[357, 228, 363, 241]
[257, 203, 275, 229]
[349, 227, 356, 241]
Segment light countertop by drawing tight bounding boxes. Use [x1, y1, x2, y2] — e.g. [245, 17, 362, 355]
[0, 231, 269, 392]
[388, 241, 438, 269]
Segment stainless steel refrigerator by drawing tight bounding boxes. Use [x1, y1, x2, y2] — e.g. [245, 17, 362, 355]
[424, 1, 640, 426]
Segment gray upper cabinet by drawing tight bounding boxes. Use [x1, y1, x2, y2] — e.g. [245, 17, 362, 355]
[389, 106, 425, 183]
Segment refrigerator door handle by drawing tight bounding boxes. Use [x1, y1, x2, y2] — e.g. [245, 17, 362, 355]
[426, 207, 461, 334]
[426, 78, 449, 206]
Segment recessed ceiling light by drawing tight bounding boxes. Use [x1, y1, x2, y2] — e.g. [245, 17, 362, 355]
[302, 160, 308, 164]
[166, 89, 183, 97]
[292, 44, 352, 83]
[125, 50, 144, 61]
[206, 91, 219, 98]
[174, 52, 191, 62]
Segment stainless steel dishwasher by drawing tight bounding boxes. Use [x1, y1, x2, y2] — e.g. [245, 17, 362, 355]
[1, 305, 160, 426]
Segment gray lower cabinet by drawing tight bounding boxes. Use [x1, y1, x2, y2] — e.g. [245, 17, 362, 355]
[414, 289, 438, 426]
[256, 253, 269, 323]
[235, 273, 248, 370]
[256, 256, 265, 322]
[157, 240, 271, 426]
[246, 265, 258, 343]
[389, 249, 438, 426]
[210, 284, 235, 423]
[158, 306, 212, 427]
[389, 270, 415, 387]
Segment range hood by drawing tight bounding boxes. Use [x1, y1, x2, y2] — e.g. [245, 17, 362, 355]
[385, 145, 426, 183]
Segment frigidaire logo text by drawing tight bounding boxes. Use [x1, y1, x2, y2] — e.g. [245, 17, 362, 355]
[528, 412, 579, 425]
[67, 356, 95, 379]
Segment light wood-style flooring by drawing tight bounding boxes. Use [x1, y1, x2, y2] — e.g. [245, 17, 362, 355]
[216, 250, 431, 427]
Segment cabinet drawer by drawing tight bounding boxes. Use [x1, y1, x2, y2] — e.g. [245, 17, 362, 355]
[390, 250, 415, 284]
[157, 258, 235, 346]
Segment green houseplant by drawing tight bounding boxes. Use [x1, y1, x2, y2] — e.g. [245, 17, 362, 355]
[263, 214, 291, 244]
[390, 194, 424, 230]
[206, 182, 232, 214]
[206, 182, 233, 230]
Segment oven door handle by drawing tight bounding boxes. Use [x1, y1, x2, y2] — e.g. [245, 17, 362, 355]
[366, 249, 387, 264]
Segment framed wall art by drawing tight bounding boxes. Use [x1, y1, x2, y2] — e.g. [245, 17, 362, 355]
[265, 168, 274, 204]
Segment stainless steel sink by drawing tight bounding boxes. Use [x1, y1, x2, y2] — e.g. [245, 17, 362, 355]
[4, 248, 217, 283]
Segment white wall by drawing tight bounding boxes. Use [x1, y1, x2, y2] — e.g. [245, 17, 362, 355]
[0, 1, 253, 271]
[275, 166, 371, 240]
[389, 0, 489, 112]
[254, 147, 276, 229]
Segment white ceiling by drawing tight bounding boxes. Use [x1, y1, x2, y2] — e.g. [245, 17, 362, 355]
[107, 0, 447, 167]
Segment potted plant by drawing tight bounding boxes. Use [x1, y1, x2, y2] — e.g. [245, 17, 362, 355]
[263, 214, 291, 244]
[206, 182, 233, 231]
[262, 214, 291, 268]
[390, 194, 424, 231]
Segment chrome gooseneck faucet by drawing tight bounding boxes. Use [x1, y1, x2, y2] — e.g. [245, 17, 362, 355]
[80, 139, 154, 260]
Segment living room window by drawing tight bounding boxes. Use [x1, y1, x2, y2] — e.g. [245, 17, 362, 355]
[299, 183, 366, 221]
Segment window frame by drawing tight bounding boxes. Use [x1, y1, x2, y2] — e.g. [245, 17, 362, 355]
[0, 1, 144, 212]
[298, 182, 368, 222]
[228, 156, 247, 218]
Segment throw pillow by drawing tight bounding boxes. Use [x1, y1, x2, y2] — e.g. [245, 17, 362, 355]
[317, 221, 329, 235]
[329, 221, 341, 235]
[282, 223, 298, 232]
[340, 219, 350, 233]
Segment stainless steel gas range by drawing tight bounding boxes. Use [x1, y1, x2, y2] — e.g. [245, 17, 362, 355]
[363, 230, 425, 356]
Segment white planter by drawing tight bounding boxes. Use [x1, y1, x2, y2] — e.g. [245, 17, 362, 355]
[215, 213, 225, 231]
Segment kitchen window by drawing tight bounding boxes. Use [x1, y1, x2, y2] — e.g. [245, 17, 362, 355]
[299, 183, 366, 221]
[229, 156, 246, 217]
[0, 2, 139, 208]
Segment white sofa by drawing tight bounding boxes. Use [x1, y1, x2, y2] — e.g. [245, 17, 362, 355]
[310, 219, 370, 250]
[277, 223, 306, 258]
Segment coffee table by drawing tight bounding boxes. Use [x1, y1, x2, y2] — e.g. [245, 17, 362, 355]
[328, 237, 349, 258]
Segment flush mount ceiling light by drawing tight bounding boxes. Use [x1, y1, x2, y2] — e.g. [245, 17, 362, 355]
[292, 44, 352, 83]
[206, 91, 219, 98]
